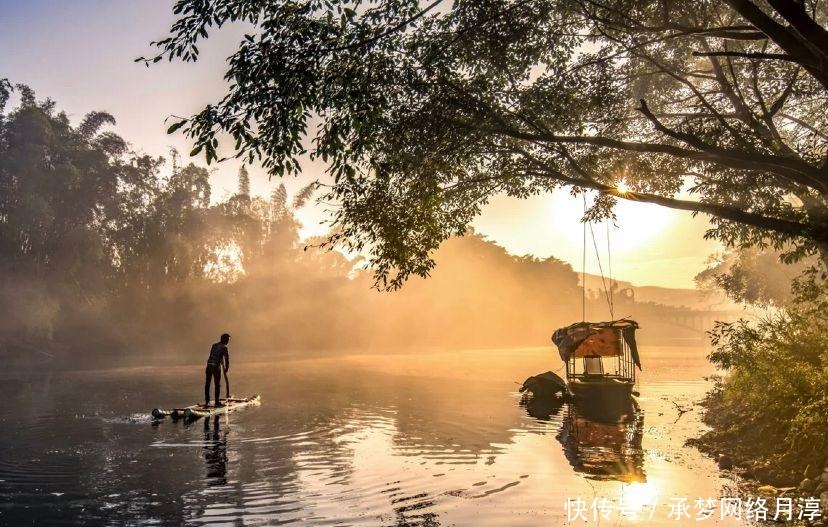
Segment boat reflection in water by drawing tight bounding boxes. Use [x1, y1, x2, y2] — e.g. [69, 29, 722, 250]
[519, 391, 566, 420]
[556, 398, 645, 483]
[520, 391, 645, 483]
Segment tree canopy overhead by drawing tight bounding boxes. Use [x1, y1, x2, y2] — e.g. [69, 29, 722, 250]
[144, 0, 828, 288]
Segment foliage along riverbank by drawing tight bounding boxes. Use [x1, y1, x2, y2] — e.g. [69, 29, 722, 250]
[689, 270, 828, 510]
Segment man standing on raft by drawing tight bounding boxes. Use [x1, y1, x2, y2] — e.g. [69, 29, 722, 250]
[205, 333, 230, 407]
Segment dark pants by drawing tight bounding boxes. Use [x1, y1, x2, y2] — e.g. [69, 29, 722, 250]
[205, 364, 222, 405]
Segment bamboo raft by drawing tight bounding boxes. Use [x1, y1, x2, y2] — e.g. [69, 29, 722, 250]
[152, 395, 261, 421]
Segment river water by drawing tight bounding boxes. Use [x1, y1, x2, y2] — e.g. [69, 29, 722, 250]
[1, 346, 749, 526]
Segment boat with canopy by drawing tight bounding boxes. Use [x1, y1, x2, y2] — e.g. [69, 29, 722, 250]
[549, 194, 643, 402]
[552, 319, 641, 401]
[522, 195, 643, 403]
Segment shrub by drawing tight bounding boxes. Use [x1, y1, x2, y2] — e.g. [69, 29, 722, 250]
[702, 272, 828, 475]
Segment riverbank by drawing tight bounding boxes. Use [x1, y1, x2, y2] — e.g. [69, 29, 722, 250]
[689, 380, 828, 521]
[683, 276, 828, 521]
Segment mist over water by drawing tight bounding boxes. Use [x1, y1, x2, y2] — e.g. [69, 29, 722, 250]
[0, 89, 740, 374]
[0, 346, 746, 526]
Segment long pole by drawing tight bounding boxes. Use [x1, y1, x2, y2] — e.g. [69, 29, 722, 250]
[223, 367, 230, 399]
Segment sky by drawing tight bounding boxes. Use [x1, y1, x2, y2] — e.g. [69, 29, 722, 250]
[0, 0, 722, 288]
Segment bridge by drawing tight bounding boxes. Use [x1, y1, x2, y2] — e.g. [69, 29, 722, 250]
[661, 310, 745, 334]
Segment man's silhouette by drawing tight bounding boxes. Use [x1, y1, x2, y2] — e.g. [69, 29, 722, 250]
[205, 333, 230, 406]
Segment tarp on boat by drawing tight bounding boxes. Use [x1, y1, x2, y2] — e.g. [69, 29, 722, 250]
[552, 319, 641, 369]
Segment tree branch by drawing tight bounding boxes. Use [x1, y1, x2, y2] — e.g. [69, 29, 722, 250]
[764, 0, 828, 62]
[496, 143, 824, 243]
[457, 109, 826, 193]
[779, 113, 828, 142]
[693, 51, 802, 62]
[608, 33, 749, 144]
[723, 0, 828, 89]
[663, 25, 766, 40]
[768, 66, 799, 116]
[702, 48, 781, 152]
[523, 170, 825, 243]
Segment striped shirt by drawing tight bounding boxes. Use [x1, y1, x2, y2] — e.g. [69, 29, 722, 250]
[207, 342, 229, 367]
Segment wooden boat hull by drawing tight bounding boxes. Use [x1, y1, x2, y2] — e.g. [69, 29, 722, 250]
[569, 379, 634, 404]
[152, 395, 261, 421]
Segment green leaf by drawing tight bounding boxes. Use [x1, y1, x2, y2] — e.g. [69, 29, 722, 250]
[167, 121, 186, 134]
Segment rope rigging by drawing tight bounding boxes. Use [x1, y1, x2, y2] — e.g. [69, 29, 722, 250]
[607, 222, 614, 316]
[580, 193, 616, 321]
[582, 194, 587, 322]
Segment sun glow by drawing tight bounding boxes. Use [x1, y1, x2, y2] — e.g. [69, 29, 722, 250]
[205, 242, 245, 283]
[621, 481, 661, 513]
[549, 190, 677, 254]
[615, 181, 632, 194]
[474, 187, 717, 287]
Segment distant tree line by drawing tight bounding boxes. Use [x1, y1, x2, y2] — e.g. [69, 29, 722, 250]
[0, 82, 327, 361]
[2, 83, 618, 365]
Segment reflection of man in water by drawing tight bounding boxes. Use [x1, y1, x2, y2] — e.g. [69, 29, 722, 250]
[204, 415, 227, 486]
[205, 333, 230, 406]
